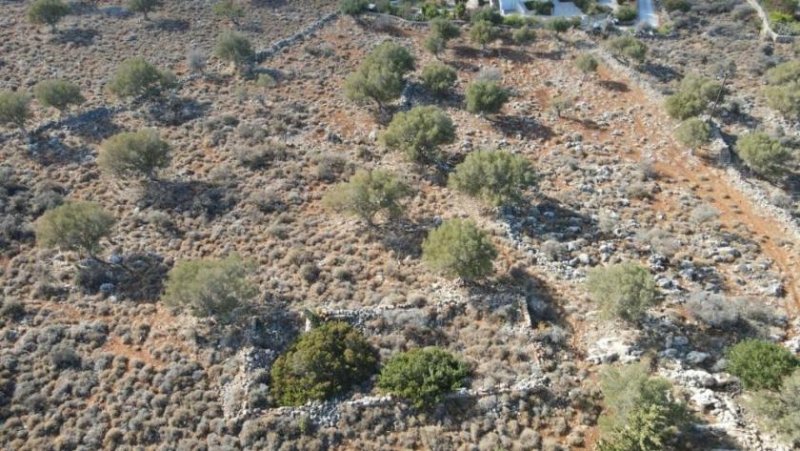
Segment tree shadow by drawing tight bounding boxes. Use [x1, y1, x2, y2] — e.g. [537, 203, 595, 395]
[531, 49, 565, 60]
[494, 46, 533, 64]
[51, 28, 99, 46]
[146, 96, 211, 126]
[147, 18, 191, 33]
[100, 6, 132, 18]
[76, 253, 169, 302]
[34, 106, 123, 142]
[597, 80, 629, 92]
[564, 115, 608, 130]
[375, 217, 439, 259]
[524, 195, 597, 243]
[641, 62, 682, 84]
[27, 137, 93, 166]
[451, 45, 484, 60]
[250, 0, 288, 7]
[139, 180, 238, 219]
[491, 114, 554, 141]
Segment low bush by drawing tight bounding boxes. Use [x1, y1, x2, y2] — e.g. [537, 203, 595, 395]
[340, 0, 368, 14]
[345, 42, 415, 112]
[420, 63, 457, 97]
[28, 0, 70, 32]
[214, 32, 254, 73]
[597, 361, 688, 451]
[323, 169, 412, 225]
[381, 105, 455, 163]
[212, 0, 245, 25]
[163, 255, 256, 321]
[470, 7, 503, 24]
[747, 368, 800, 447]
[465, 80, 509, 116]
[109, 57, 175, 99]
[663, 0, 690, 12]
[34, 80, 85, 113]
[378, 347, 470, 408]
[575, 54, 598, 75]
[470, 20, 499, 49]
[270, 321, 378, 406]
[664, 75, 723, 120]
[98, 129, 171, 180]
[512, 26, 536, 44]
[128, 0, 162, 19]
[422, 219, 497, 280]
[726, 339, 798, 390]
[448, 150, 537, 206]
[525, 0, 554, 14]
[35, 202, 115, 258]
[586, 262, 659, 323]
[0, 90, 32, 132]
[736, 132, 791, 179]
[615, 5, 636, 21]
[607, 35, 647, 64]
[674, 117, 711, 148]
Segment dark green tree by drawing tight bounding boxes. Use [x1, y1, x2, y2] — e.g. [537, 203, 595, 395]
[378, 347, 470, 408]
[465, 80, 509, 116]
[27, 0, 70, 33]
[422, 219, 497, 280]
[726, 339, 798, 390]
[381, 105, 455, 163]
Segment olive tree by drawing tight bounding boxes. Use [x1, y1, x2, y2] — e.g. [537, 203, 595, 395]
[98, 129, 171, 180]
[214, 32, 254, 74]
[470, 20, 498, 50]
[607, 35, 647, 65]
[28, 0, 70, 33]
[345, 42, 415, 113]
[381, 105, 455, 163]
[128, 0, 162, 20]
[764, 61, 800, 119]
[163, 255, 256, 321]
[36, 202, 115, 260]
[34, 80, 85, 114]
[736, 132, 791, 179]
[108, 57, 175, 99]
[212, 0, 245, 26]
[576, 54, 599, 78]
[378, 347, 470, 408]
[726, 339, 798, 390]
[587, 262, 659, 323]
[664, 75, 724, 120]
[0, 91, 32, 133]
[323, 169, 412, 225]
[747, 368, 800, 446]
[420, 63, 457, 97]
[422, 219, 497, 280]
[465, 79, 509, 116]
[674, 118, 711, 149]
[449, 150, 536, 206]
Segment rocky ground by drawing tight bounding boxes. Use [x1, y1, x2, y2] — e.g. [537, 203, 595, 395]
[0, 1, 799, 450]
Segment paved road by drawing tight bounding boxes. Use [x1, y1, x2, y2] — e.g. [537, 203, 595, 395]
[637, 0, 659, 27]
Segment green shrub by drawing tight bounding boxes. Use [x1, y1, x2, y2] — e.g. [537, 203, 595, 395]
[766, 61, 800, 85]
[512, 26, 536, 45]
[430, 17, 460, 43]
[747, 368, 800, 446]
[726, 339, 798, 390]
[108, 57, 175, 99]
[340, 0, 368, 14]
[664, 75, 723, 120]
[214, 32, 254, 73]
[34, 79, 85, 113]
[548, 17, 571, 34]
[597, 362, 688, 451]
[448, 150, 536, 206]
[764, 62, 800, 119]
[212, 0, 245, 25]
[586, 262, 659, 323]
[323, 169, 412, 225]
[526, 0, 554, 14]
[127, 0, 162, 19]
[470, 7, 503, 24]
[98, 129, 171, 180]
[607, 35, 647, 64]
[422, 219, 497, 280]
[27, 0, 70, 32]
[764, 0, 798, 14]
[345, 42, 415, 112]
[674, 118, 711, 148]
[420, 63, 457, 97]
[36, 202, 115, 258]
[378, 347, 470, 408]
[0, 91, 32, 132]
[736, 132, 791, 179]
[271, 321, 378, 406]
[663, 0, 690, 12]
[163, 255, 256, 320]
[470, 20, 499, 49]
[576, 54, 599, 75]
[615, 5, 637, 21]
[465, 80, 509, 116]
[424, 34, 446, 57]
[381, 105, 455, 163]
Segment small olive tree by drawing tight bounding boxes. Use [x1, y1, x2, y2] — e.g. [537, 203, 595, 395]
[108, 57, 175, 99]
[98, 129, 171, 180]
[128, 0, 162, 20]
[674, 118, 711, 149]
[323, 169, 412, 225]
[747, 368, 800, 446]
[381, 105, 455, 163]
[345, 42, 415, 113]
[664, 75, 723, 120]
[422, 219, 497, 280]
[214, 32, 254, 75]
[163, 255, 256, 321]
[34, 80, 85, 115]
[449, 150, 536, 206]
[736, 132, 791, 179]
[36, 202, 115, 260]
[420, 63, 457, 97]
[576, 54, 599, 78]
[607, 35, 647, 65]
[512, 26, 536, 45]
[28, 0, 70, 33]
[586, 262, 659, 323]
[764, 61, 800, 119]
[0, 91, 32, 133]
[470, 20, 498, 50]
[212, 0, 245, 26]
[726, 339, 798, 390]
[465, 80, 509, 116]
